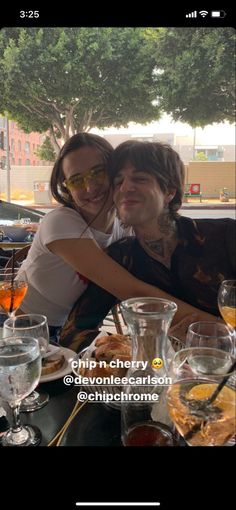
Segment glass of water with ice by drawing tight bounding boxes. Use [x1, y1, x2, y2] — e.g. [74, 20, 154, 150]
[0, 336, 42, 446]
[3, 314, 50, 411]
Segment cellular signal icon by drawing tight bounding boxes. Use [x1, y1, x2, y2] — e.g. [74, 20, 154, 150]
[199, 10, 208, 17]
[186, 11, 197, 17]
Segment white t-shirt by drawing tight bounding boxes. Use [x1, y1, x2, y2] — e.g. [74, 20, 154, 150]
[19, 207, 128, 326]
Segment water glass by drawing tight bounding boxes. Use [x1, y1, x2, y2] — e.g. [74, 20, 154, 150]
[0, 336, 42, 446]
[186, 321, 235, 358]
[3, 314, 50, 411]
[3, 313, 49, 357]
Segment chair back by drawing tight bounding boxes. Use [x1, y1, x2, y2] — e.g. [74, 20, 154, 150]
[4, 245, 31, 269]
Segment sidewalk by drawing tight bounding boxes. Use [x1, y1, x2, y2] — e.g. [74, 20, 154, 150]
[182, 198, 235, 209]
[11, 198, 236, 210]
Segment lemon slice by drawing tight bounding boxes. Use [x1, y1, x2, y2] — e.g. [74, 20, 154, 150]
[186, 383, 235, 415]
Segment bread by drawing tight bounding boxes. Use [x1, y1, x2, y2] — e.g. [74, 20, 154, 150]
[79, 334, 131, 379]
[111, 353, 132, 363]
[94, 334, 131, 362]
[95, 334, 127, 347]
[41, 353, 65, 376]
[95, 342, 131, 362]
[80, 363, 127, 379]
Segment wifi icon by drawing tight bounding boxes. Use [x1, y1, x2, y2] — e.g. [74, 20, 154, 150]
[199, 10, 208, 17]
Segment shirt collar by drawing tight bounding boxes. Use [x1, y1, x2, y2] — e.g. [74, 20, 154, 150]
[175, 215, 206, 255]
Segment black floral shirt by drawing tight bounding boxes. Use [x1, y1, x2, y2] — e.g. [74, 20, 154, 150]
[60, 216, 235, 350]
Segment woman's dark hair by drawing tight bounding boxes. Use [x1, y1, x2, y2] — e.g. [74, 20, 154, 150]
[50, 133, 114, 207]
[109, 140, 185, 217]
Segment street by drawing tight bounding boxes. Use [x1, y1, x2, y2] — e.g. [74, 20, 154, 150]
[37, 206, 235, 220]
[180, 208, 235, 220]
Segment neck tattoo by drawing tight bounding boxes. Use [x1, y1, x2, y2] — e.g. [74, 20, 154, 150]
[147, 238, 165, 257]
[140, 217, 178, 267]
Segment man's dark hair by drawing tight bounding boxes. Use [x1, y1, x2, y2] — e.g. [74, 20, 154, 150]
[109, 140, 185, 217]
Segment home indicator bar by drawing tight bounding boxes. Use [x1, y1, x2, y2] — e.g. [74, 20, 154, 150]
[76, 504, 161, 507]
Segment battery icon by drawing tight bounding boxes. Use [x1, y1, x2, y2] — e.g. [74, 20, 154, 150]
[211, 10, 226, 18]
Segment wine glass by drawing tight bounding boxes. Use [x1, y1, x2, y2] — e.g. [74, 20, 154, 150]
[0, 268, 28, 318]
[3, 314, 50, 411]
[186, 321, 235, 361]
[217, 280, 236, 445]
[0, 336, 42, 446]
[167, 347, 236, 446]
[218, 280, 236, 329]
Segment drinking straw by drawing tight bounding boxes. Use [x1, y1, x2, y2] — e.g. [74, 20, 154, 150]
[184, 359, 236, 443]
[207, 359, 236, 404]
[47, 399, 87, 446]
[9, 249, 15, 315]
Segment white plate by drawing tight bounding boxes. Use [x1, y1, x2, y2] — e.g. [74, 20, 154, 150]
[40, 346, 76, 383]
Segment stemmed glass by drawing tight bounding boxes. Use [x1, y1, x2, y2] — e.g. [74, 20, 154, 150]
[167, 347, 236, 446]
[0, 336, 42, 446]
[218, 280, 236, 330]
[0, 268, 28, 318]
[3, 314, 50, 411]
[217, 280, 236, 445]
[186, 320, 235, 446]
[186, 321, 235, 361]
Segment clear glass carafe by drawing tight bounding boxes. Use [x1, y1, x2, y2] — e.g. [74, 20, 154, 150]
[120, 297, 178, 446]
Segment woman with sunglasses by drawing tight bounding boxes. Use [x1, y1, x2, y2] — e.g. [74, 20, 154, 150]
[16, 133, 179, 335]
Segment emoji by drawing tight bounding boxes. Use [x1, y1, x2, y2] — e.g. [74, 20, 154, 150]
[151, 357, 164, 369]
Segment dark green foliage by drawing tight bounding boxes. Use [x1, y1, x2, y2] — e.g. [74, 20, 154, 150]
[0, 28, 161, 150]
[150, 27, 235, 126]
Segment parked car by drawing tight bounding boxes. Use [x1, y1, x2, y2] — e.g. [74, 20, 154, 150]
[0, 200, 45, 222]
[0, 201, 45, 266]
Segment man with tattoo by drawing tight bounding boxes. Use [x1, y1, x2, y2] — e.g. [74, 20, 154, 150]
[60, 141, 235, 351]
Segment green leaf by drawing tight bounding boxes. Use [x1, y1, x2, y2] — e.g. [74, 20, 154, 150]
[0, 27, 161, 141]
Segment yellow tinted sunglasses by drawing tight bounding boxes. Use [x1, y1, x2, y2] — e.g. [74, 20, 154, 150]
[63, 167, 107, 191]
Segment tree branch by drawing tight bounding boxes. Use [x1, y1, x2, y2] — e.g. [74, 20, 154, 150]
[89, 108, 105, 128]
[30, 94, 64, 114]
[49, 126, 61, 154]
[19, 101, 45, 118]
[65, 110, 70, 140]
[69, 100, 81, 135]
[76, 108, 94, 132]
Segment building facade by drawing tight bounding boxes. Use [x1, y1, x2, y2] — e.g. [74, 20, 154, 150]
[102, 132, 235, 164]
[0, 117, 51, 169]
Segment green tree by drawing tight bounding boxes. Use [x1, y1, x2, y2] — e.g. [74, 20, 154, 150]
[35, 136, 56, 162]
[0, 27, 161, 153]
[149, 27, 235, 126]
[194, 151, 208, 161]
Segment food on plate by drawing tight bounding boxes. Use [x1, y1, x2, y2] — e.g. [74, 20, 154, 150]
[41, 352, 65, 376]
[80, 363, 127, 378]
[95, 333, 126, 347]
[80, 334, 131, 378]
[94, 334, 131, 362]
